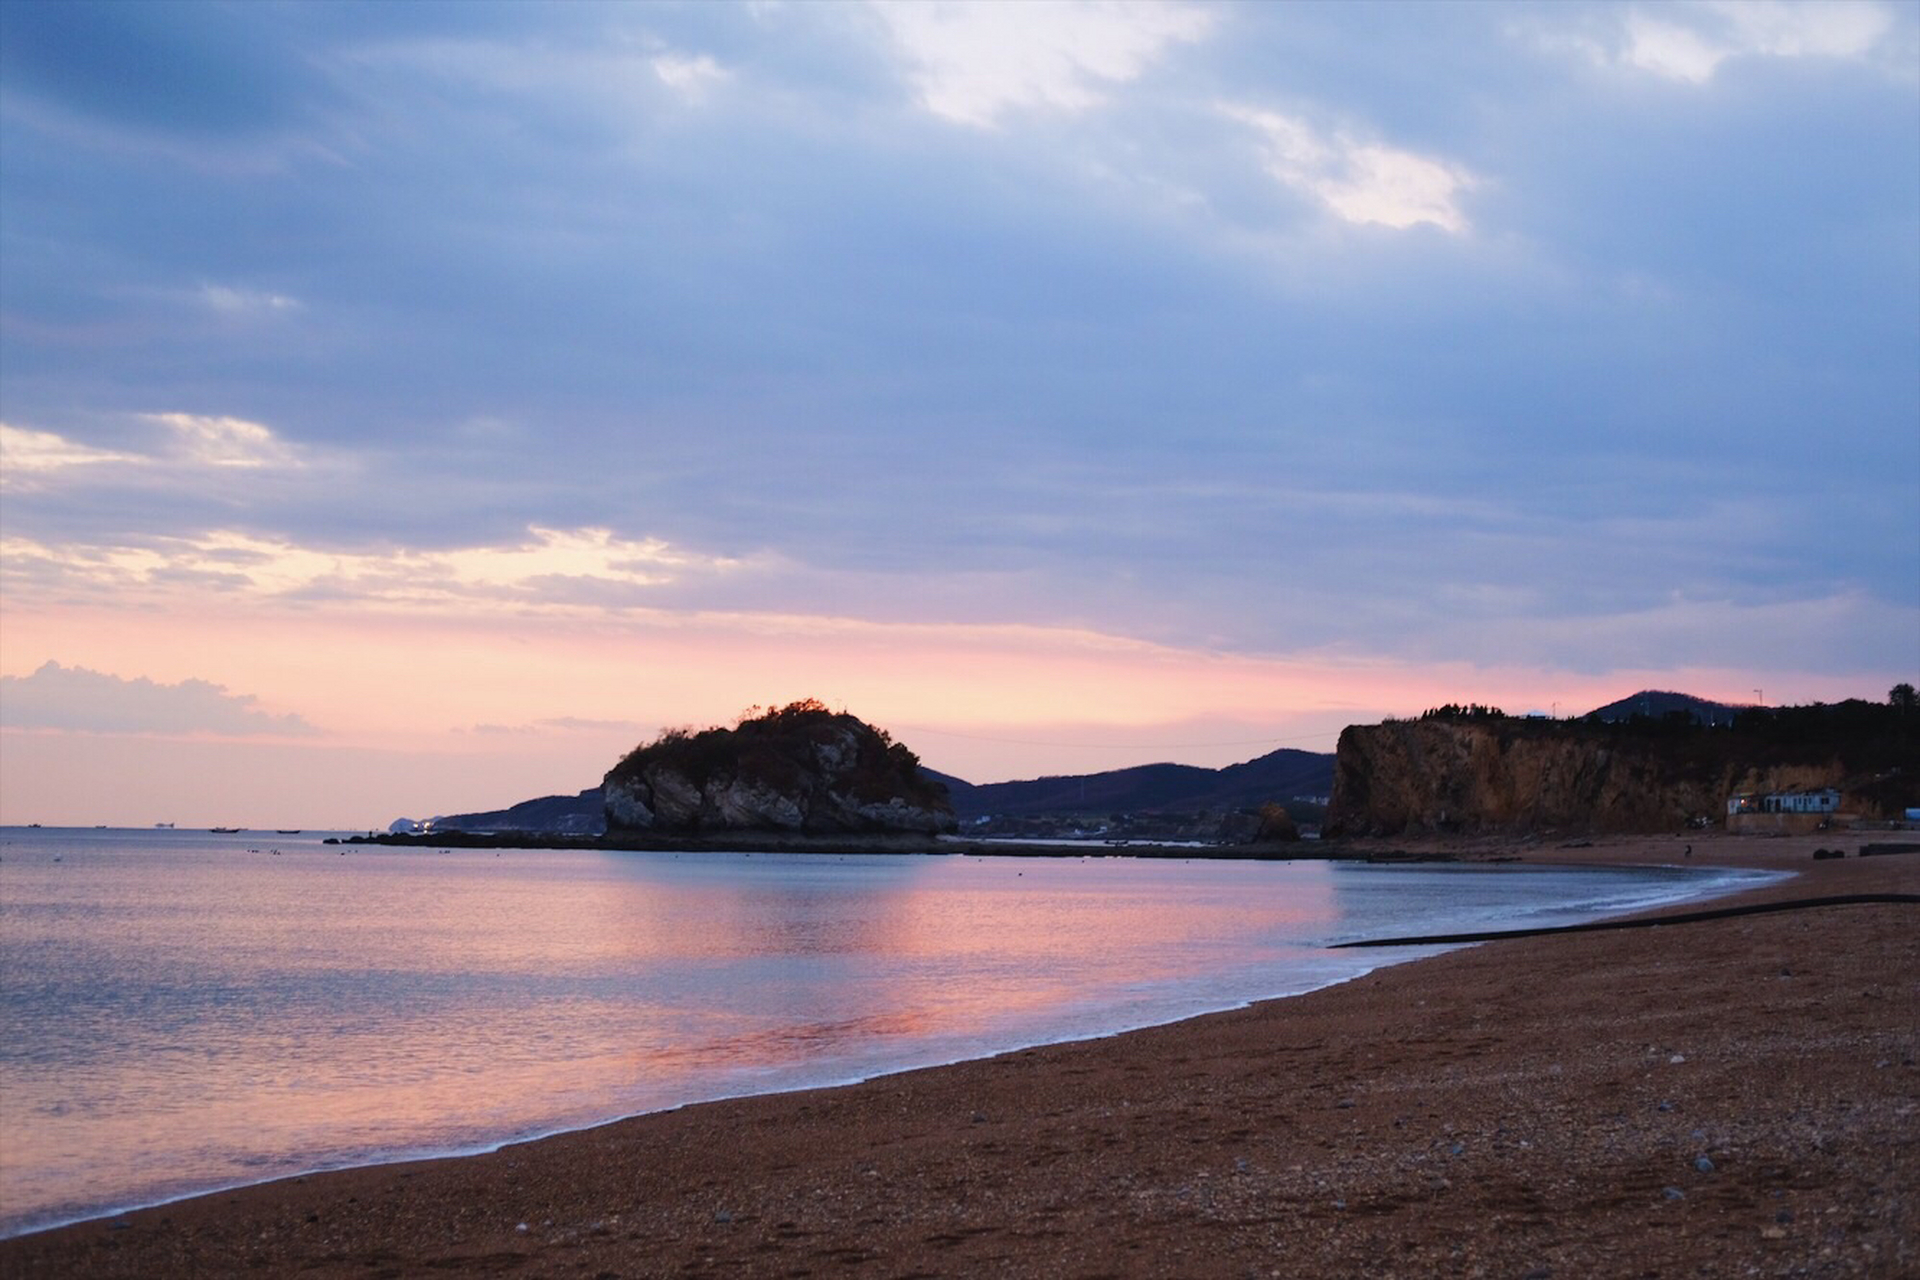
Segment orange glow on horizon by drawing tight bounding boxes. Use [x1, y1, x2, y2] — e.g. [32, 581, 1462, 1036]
[0, 595, 1897, 827]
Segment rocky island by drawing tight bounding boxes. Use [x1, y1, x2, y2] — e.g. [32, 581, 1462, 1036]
[602, 699, 956, 837]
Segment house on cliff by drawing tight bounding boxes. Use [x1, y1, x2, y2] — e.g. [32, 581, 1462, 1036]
[1726, 788, 1841, 817]
[1726, 787, 1842, 834]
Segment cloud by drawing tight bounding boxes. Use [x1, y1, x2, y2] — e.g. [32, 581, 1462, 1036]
[1220, 103, 1475, 233]
[1437, 590, 1920, 677]
[1548, 0, 1898, 84]
[874, 0, 1212, 126]
[0, 525, 751, 612]
[652, 52, 728, 95]
[0, 0, 1911, 728]
[0, 661, 316, 736]
[1, 417, 306, 491]
[0, 0, 338, 139]
[540, 715, 646, 732]
[462, 716, 646, 736]
[200, 284, 302, 316]
[0, 424, 143, 478]
[143, 413, 303, 469]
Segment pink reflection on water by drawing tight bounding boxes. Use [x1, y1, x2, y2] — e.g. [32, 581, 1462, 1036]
[2, 840, 1344, 1234]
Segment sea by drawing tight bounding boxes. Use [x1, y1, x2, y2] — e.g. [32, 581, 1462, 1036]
[0, 826, 1784, 1238]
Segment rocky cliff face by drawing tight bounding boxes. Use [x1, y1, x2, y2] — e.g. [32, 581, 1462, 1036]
[1325, 719, 1861, 837]
[603, 701, 955, 837]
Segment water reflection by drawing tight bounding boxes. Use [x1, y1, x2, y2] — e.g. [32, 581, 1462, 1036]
[0, 835, 1765, 1237]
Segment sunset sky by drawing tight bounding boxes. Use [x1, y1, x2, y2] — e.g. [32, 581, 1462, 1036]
[3, 1, 1916, 827]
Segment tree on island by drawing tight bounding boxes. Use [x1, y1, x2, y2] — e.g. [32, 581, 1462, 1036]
[1418, 703, 1508, 721]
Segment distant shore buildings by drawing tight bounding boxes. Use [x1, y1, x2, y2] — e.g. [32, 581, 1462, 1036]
[1725, 787, 1843, 834]
[1726, 788, 1841, 817]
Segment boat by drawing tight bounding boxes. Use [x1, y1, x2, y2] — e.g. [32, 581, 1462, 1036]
[276, 829, 302, 835]
[210, 827, 242, 834]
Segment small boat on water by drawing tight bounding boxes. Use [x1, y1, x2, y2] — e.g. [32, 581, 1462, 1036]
[210, 827, 242, 834]
[276, 829, 302, 835]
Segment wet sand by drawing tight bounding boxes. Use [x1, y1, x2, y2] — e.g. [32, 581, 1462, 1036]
[4, 834, 1915, 1278]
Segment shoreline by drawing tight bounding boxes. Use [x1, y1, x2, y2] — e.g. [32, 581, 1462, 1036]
[4, 834, 1914, 1277]
[0, 855, 1775, 1243]
[342, 830, 1337, 858]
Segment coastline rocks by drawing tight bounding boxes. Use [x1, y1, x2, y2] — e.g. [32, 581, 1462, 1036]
[644, 767, 706, 828]
[602, 778, 656, 831]
[602, 700, 956, 837]
[709, 776, 808, 831]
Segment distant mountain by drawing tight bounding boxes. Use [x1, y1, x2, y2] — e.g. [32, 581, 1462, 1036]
[931, 747, 1335, 821]
[436, 788, 605, 835]
[1585, 690, 1745, 727]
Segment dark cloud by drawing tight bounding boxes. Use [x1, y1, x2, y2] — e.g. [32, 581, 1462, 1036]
[0, 0, 335, 137]
[1, 1, 1913, 675]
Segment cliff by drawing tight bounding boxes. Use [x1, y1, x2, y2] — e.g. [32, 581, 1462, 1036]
[1326, 703, 1916, 837]
[602, 701, 956, 837]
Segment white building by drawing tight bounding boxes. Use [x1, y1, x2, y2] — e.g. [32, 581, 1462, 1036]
[1726, 788, 1840, 816]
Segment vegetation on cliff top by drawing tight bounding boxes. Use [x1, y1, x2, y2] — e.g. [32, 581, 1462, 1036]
[1408, 687, 1915, 762]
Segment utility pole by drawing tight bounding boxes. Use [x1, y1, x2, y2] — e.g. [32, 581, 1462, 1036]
[1753, 688, 1764, 706]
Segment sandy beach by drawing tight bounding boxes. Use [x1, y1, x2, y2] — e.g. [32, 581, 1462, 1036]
[4, 834, 1914, 1279]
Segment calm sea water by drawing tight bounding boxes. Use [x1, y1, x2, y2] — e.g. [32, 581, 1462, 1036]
[0, 827, 1780, 1237]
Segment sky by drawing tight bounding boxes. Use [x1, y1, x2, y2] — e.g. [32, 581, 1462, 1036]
[2, 0, 1916, 827]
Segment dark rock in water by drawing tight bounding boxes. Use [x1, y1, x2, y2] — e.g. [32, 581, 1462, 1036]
[603, 700, 955, 837]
